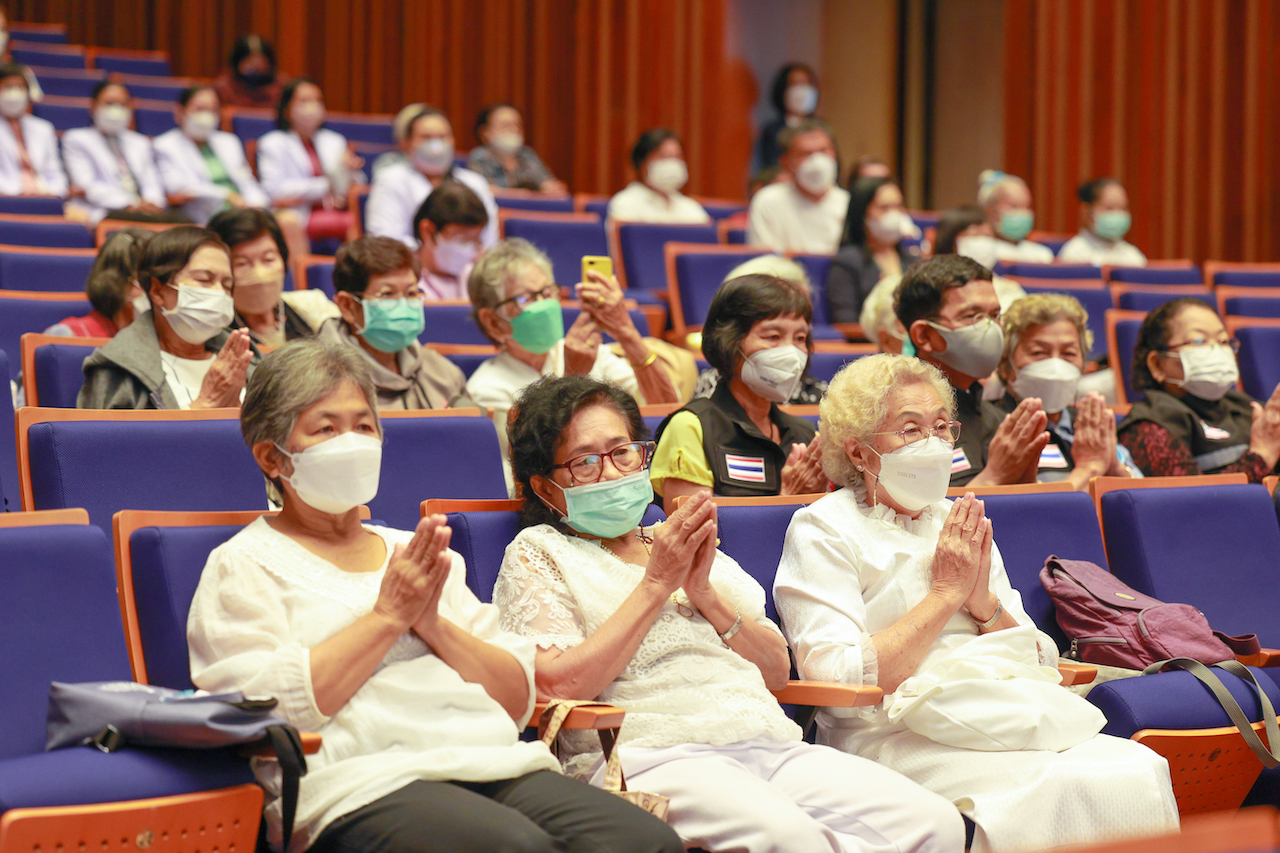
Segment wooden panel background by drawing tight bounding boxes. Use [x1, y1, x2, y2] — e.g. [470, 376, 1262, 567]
[1004, 0, 1280, 263]
[8, 0, 754, 198]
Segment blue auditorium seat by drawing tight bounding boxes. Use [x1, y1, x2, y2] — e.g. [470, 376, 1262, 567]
[29, 337, 95, 407]
[0, 247, 95, 291]
[494, 196, 575, 214]
[1116, 289, 1213, 313]
[1236, 326, 1280, 401]
[1030, 235, 1070, 255]
[670, 248, 767, 331]
[502, 217, 609, 288]
[10, 46, 85, 69]
[697, 200, 747, 221]
[582, 199, 610, 219]
[0, 513, 257, 833]
[716, 499, 814, 622]
[374, 413, 509, 531]
[723, 226, 747, 244]
[91, 55, 171, 77]
[806, 350, 871, 383]
[617, 222, 718, 298]
[1215, 271, 1280, 288]
[230, 113, 274, 145]
[133, 106, 177, 137]
[7, 24, 69, 44]
[31, 99, 90, 132]
[1101, 483, 1280, 648]
[324, 117, 394, 145]
[0, 217, 93, 248]
[1000, 263, 1102, 279]
[303, 259, 336, 297]
[23, 68, 104, 98]
[1224, 295, 1280, 320]
[441, 352, 492, 379]
[1113, 315, 1145, 403]
[0, 196, 68, 215]
[0, 350, 15, 511]
[0, 293, 88, 380]
[1107, 266, 1203, 286]
[122, 80, 185, 101]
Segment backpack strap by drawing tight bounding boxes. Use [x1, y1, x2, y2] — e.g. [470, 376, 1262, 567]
[1142, 657, 1280, 768]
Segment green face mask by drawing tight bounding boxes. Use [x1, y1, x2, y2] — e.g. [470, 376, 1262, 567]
[997, 209, 1035, 242]
[360, 298, 425, 353]
[1092, 210, 1131, 242]
[508, 298, 565, 354]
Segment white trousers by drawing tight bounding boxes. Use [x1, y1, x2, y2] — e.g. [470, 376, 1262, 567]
[596, 738, 965, 853]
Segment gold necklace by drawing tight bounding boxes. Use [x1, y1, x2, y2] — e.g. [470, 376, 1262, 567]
[596, 528, 695, 619]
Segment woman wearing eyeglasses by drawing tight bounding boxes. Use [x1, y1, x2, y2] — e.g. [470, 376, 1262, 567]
[493, 374, 965, 853]
[465, 238, 676, 419]
[774, 353, 1178, 853]
[1119, 298, 1280, 481]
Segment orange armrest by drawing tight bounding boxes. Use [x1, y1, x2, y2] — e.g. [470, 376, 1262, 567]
[1058, 662, 1097, 686]
[529, 701, 627, 731]
[1237, 648, 1280, 667]
[770, 679, 883, 707]
[832, 322, 867, 342]
[241, 731, 322, 757]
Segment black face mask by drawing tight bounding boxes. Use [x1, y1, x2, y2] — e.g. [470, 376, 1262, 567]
[237, 69, 274, 87]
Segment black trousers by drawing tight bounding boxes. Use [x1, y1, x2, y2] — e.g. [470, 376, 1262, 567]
[309, 770, 682, 853]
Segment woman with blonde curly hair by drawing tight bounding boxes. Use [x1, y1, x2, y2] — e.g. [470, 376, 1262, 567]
[774, 353, 1178, 853]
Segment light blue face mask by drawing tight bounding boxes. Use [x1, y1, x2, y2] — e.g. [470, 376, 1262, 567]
[997, 209, 1035, 242]
[552, 470, 654, 539]
[1092, 210, 1132, 242]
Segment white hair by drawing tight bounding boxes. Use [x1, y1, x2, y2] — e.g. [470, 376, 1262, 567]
[725, 255, 810, 294]
[977, 170, 1029, 208]
[859, 273, 905, 346]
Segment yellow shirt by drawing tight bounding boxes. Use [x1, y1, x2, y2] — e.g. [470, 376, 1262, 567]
[649, 410, 715, 496]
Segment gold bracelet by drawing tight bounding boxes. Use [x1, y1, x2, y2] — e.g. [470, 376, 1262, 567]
[631, 350, 658, 370]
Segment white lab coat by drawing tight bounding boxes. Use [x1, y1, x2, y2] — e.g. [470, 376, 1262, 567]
[152, 128, 268, 224]
[256, 128, 366, 227]
[0, 114, 67, 197]
[365, 160, 498, 248]
[62, 127, 166, 224]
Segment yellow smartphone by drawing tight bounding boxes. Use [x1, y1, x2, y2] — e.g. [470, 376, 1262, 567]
[581, 255, 613, 283]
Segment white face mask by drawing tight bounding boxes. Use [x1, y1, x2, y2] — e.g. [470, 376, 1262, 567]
[160, 283, 235, 344]
[954, 234, 998, 268]
[0, 87, 29, 119]
[1171, 344, 1239, 401]
[740, 344, 807, 403]
[94, 104, 131, 135]
[414, 138, 455, 174]
[784, 83, 818, 116]
[866, 209, 919, 244]
[1009, 357, 1081, 414]
[433, 237, 479, 276]
[183, 110, 219, 142]
[291, 101, 325, 134]
[795, 152, 837, 195]
[646, 157, 688, 194]
[869, 435, 954, 512]
[926, 316, 1004, 379]
[130, 291, 151, 317]
[489, 131, 523, 156]
[276, 432, 382, 515]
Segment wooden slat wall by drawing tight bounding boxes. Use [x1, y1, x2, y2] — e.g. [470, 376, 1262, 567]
[8, 0, 752, 198]
[1003, 0, 1279, 263]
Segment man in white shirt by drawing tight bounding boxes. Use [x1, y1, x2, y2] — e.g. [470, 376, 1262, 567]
[606, 127, 710, 224]
[974, 171, 1054, 266]
[365, 106, 498, 249]
[1057, 177, 1147, 267]
[747, 118, 849, 254]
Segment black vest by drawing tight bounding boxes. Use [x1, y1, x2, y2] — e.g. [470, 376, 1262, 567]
[1119, 388, 1254, 473]
[655, 382, 817, 497]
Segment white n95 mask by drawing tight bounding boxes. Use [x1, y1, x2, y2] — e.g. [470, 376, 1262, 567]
[869, 435, 954, 512]
[276, 432, 383, 514]
[646, 158, 688, 194]
[1009, 357, 1081, 414]
[1172, 345, 1239, 401]
[741, 345, 807, 403]
[795, 152, 837, 195]
[161, 284, 235, 345]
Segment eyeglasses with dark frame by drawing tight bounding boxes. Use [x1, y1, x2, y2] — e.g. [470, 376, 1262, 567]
[495, 285, 560, 318]
[871, 421, 962, 446]
[553, 441, 656, 485]
[1161, 337, 1241, 356]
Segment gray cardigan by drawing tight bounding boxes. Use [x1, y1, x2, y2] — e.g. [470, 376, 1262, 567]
[77, 312, 255, 409]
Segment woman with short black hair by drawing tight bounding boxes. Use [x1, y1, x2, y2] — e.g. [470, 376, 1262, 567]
[607, 128, 710, 223]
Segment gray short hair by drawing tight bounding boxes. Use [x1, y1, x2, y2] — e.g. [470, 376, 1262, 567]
[819, 353, 955, 488]
[725, 254, 810, 294]
[241, 339, 381, 502]
[466, 238, 555, 340]
[977, 170, 1029, 209]
[859, 273, 905, 345]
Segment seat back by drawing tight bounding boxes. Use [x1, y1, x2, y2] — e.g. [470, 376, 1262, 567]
[715, 497, 822, 623]
[0, 246, 97, 291]
[666, 244, 768, 333]
[19, 409, 267, 530]
[1000, 263, 1102, 279]
[0, 290, 89, 380]
[115, 510, 268, 688]
[1106, 266, 1204, 286]
[501, 215, 609, 288]
[790, 254, 834, 325]
[616, 222, 718, 295]
[324, 114, 395, 145]
[1101, 483, 1280, 646]
[298, 256, 336, 297]
[0, 215, 93, 248]
[134, 104, 177, 136]
[31, 97, 90, 132]
[0, 511, 131, 759]
[1215, 271, 1280, 288]
[90, 53, 171, 77]
[806, 349, 873, 383]
[692, 198, 747, 221]
[980, 490, 1107, 652]
[1116, 287, 1214, 313]
[1106, 309, 1147, 405]
[22, 332, 107, 407]
[494, 195, 575, 214]
[375, 412, 509, 531]
[11, 45, 86, 69]
[1019, 283, 1113, 360]
[229, 112, 274, 145]
[1235, 326, 1280, 401]
[8, 23, 70, 44]
[0, 349, 16, 511]
[0, 196, 68, 216]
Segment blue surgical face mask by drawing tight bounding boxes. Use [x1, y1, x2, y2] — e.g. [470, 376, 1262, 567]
[551, 470, 654, 539]
[359, 297, 425, 353]
[1092, 210, 1131, 242]
[997, 209, 1034, 242]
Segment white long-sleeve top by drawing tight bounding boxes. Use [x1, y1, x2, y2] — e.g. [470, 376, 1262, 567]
[746, 180, 848, 254]
[0, 113, 67, 196]
[152, 128, 268, 224]
[256, 128, 366, 227]
[187, 518, 558, 853]
[1057, 229, 1147, 267]
[773, 484, 1056, 753]
[61, 126, 165, 224]
[364, 159, 498, 249]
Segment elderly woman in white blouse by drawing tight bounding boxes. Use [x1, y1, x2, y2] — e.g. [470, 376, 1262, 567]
[774, 353, 1179, 853]
[187, 339, 681, 853]
[493, 374, 964, 853]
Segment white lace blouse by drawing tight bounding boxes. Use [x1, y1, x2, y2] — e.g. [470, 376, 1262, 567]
[774, 485, 1058, 742]
[494, 524, 801, 777]
[187, 518, 559, 852]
